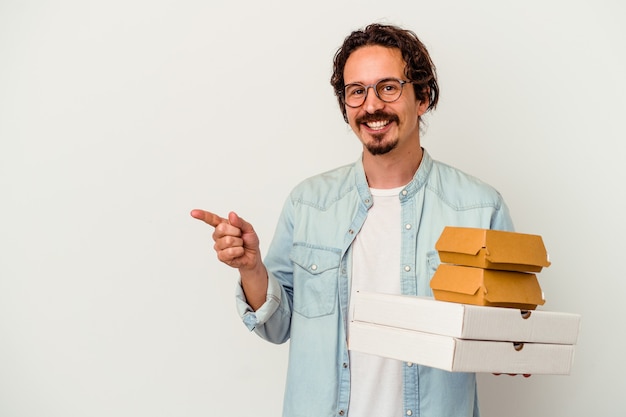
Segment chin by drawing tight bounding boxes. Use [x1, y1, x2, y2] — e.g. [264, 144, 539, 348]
[365, 139, 398, 156]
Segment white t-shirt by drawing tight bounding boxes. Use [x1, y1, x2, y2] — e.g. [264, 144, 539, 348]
[348, 185, 404, 417]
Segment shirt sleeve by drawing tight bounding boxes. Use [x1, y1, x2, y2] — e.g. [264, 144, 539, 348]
[235, 272, 283, 330]
[234, 194, 295, 344]
[490, 192, 515, 232]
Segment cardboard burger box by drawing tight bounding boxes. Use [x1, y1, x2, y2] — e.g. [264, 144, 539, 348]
[348, 292, 581, 375]
[431, 227, 551, 309]
[430, 264, 545, 310]
[435, 227, 551, 273]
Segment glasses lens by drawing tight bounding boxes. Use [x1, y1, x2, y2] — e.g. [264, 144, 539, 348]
[376, 79, 403, 103]
[345, 84, 366, 107]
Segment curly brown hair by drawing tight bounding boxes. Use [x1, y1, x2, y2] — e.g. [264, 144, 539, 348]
[330, 23, 439, 123]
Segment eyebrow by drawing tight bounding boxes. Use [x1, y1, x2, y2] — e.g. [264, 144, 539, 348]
[345, 76, 400, 85]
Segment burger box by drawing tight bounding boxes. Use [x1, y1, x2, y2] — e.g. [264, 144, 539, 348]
[348, 291, 581, 375]
[435, 227, 551, 273]
[429, 264, 545, 310]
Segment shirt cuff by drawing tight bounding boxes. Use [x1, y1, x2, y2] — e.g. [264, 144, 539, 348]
[235, 272, 282, 331]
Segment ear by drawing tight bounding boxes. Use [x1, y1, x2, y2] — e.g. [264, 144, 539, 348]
[416, 87, 430, 116]
[417, 98, 429, 117]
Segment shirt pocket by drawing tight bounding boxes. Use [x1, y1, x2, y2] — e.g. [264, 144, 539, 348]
[290, 243, 341, 318]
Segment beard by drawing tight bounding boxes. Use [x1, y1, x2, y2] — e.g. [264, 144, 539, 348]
[356, 110, 400, 156]
[365, 134, 399, 155]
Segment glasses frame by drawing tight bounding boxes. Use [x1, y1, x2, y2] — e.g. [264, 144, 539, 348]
[343, 78, 412, 108]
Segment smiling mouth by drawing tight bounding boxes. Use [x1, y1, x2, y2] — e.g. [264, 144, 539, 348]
[365, 120, 390, 130]
[357, 110, 399, 131]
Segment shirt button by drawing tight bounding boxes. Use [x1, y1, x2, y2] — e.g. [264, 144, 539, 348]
[311, 264, 318, 271]
[404, 265, 411, 272]
[348, 229, 354, 235]
[405, 223, 412, 230]
[401, 190, 408, 196]
[406, 410, 413, 416]
[339, 410, 345, 416]
[343, 362, 348, 368]
[406, 362, 413, 367]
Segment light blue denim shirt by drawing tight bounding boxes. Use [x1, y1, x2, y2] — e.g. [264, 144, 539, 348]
[236, 149, 514, 417]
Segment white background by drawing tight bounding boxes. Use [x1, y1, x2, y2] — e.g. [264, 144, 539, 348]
[1, 1, 624, 416]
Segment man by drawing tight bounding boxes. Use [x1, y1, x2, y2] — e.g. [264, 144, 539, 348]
[191, 23, 514, 417]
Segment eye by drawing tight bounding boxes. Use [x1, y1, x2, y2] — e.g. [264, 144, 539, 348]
[346, 84, 366, 97]
[378, 80, 401, 95]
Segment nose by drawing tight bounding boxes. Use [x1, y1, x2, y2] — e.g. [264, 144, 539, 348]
[362, 85, 385, 113]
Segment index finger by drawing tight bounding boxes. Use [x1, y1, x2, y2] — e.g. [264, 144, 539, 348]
[190, 209, 228, 228]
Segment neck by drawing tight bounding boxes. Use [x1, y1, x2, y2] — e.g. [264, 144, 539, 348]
[363, 146, 423, 189]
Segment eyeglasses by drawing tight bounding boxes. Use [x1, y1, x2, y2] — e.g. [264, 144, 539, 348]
[343, 78, 412, 108]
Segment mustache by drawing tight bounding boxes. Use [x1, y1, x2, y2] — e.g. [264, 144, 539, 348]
[356, 110, 399, 125]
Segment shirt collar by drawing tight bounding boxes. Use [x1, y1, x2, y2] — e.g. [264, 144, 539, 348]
[353, 148, 433, 206]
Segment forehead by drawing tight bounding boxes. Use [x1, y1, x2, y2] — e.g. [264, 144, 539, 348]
[344, 45, 406, 84]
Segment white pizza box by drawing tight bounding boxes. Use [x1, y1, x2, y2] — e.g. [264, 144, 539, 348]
[348, 321, 576, 375]
[352, 291, 581, 344]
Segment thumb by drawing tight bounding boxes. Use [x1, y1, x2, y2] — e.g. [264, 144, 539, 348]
[228, 211, 254, 234]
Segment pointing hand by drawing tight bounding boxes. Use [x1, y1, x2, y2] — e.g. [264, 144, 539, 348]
[190, 209, 262, 271]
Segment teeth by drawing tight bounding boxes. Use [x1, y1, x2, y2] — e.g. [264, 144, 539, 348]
[366, 120, 390, 130]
